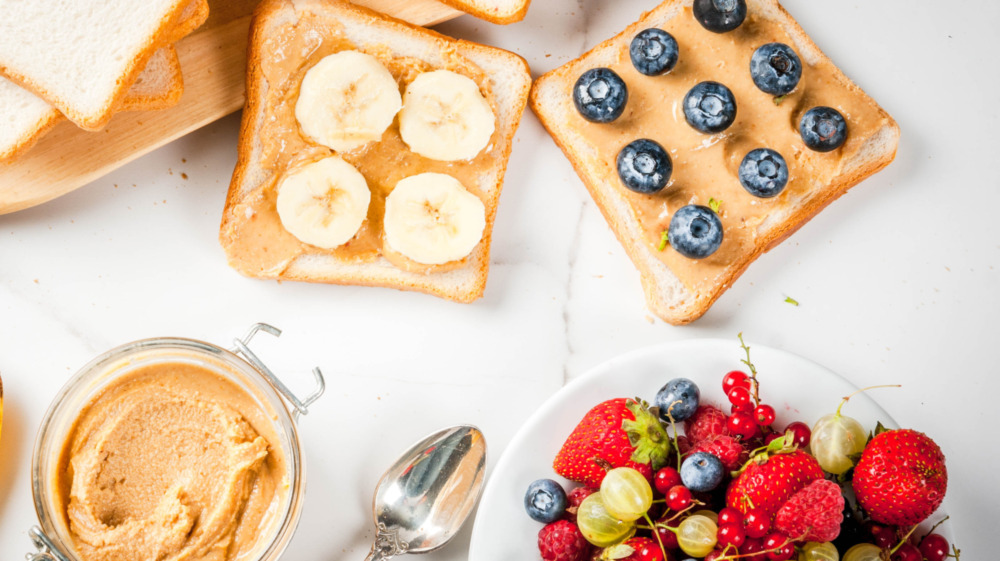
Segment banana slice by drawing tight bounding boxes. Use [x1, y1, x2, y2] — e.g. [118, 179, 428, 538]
[276, 156, 371, 249]
[383, 173, 487, 265]
[295, 50, 402, 152]
[398, 70, 496, 161]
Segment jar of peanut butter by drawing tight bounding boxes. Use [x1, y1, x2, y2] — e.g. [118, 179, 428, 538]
[25, 323, 325, 561]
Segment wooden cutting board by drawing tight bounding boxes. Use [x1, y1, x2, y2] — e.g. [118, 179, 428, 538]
[0, 0, 462, 215]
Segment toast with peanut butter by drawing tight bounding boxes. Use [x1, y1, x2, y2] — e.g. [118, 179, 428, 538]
[531, 0, 899, 324]
[220, 0, 531, 302]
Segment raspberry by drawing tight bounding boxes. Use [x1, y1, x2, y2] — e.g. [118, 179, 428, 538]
[773, 479, 845, 542]
[688, 434, 747, 470]
[567, 486, 596, 508]
[676, 435, 692, 454]
[684, 405, 729, 443]
[539, 520, 592, 561]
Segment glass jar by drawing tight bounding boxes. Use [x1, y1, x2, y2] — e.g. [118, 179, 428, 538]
[25, 323, 325, 561]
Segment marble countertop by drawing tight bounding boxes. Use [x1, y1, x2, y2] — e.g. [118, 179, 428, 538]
[1, 0, 998, 559]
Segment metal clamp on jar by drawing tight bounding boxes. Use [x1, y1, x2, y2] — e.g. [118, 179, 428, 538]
[26, 323, 325, 561]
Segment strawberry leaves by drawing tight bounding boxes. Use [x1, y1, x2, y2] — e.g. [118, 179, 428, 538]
[622, 398, 673, 470]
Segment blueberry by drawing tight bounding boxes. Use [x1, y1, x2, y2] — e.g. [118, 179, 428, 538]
[799, 106, 848, 152]
[693, 0, 747, 33]
[573, 68, 628, 123]
[739, 148, 789, 198]
[617, 139, 672, 194]
[750, 43, 802, 95]
[680, 452, 725, 492]
[654, 377, 700, 422]
[630, 28, 679, 76]
[668, 205, 723, 259]
[683, 81, 737, 134]
[524, 479, 568, 523]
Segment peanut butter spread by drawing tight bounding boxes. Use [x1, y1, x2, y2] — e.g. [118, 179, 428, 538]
[226, 13, 500, 276]
[57, 362, 288, 561]
[570, 7, 890, 293]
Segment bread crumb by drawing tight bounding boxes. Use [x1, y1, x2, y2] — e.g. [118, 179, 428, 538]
[181, 173, 188, 180]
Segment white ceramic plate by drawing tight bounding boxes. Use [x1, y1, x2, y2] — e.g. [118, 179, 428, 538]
[469, 339, 952, 560]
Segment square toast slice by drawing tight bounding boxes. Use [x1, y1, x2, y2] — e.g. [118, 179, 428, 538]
[531, 0, 899, 324]
[220, 0, 531, 302]
[439, 0, 532, 24]
[0, 0, 191, 130]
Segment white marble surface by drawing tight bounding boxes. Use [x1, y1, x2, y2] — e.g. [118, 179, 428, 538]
[1, 0, 998, 559]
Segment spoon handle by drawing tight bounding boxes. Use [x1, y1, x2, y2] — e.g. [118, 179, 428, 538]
[365, 523, 408, 561]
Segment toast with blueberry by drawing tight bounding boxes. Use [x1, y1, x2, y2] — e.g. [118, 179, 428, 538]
[530, 0, 899, 324]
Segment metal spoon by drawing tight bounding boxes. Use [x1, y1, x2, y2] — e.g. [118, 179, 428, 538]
[364, 425, 488, 561]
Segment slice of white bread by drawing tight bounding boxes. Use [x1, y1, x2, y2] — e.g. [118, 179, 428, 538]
[168, 0, 211, 43]
[438, 0, 531, 24]
[531, 0, 899, 324]
[220, 0, 531, 302]
[1, 47, 182, 164]
[0, 0, 190, 130]
[118, 47, 184, 112]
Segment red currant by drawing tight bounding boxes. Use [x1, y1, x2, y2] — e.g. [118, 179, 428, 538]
[728, 412, 757, 439]
[654, 467, 682, 495]
[767, 541, 795, 561]
[718, 507, 743, 526]
[891, 543, 922, 561]
[730, 402, 753, 414]
[783, 421, 811, 448]
[634, 537, 666, 561]
[727, 386, 752, 407]
[722, 370, 750, 393]
[753, 404, 776, 426]
[920, 534, 950, 561]
[704, 549, 725, 561]
[665, 485, 692, 511]
[717, 523, 746, 549]
[567, 486, 596, 508]
[743, 508, 770, 539]
[872, 526, 896, 549]
[740, 537, 764, 555]
[656, 517, 680, 550]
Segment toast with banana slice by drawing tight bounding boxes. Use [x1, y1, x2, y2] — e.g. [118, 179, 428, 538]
[220, 0, 531, 302]
[531, 0, 899, 324]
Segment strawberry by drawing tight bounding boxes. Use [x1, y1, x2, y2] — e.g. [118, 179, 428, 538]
[684, 405, 730, 443]
[538, 520, 592, 561]
[773, 479, 844, 542]
[554, 398, 673, 489]
[852, 429, 947, 526]
[688, 434, 747, 471]
[725, 449, 824, 518]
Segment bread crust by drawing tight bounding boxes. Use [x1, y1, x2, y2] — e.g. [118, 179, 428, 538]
[0, 0, 192, 130]
[436, 0, 531, 25]
[530, 0, 900, 325]
[220, 0, 531, 302]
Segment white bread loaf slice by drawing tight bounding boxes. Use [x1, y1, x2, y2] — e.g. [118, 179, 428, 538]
[0, 0, 190, 130]
[168, 0, 210, 43]
[1, 47, 183, 164]
[530, 0, 899, 324]
[438, 0, 531, 24]
[220, 0, 531, 302]
[118, 47, 184, 112]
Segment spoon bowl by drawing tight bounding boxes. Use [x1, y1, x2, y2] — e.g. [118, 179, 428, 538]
[365, 425, 487, 560]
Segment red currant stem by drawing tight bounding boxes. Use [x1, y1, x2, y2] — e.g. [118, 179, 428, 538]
[644, 512, 669, 561]
[889, 525, 920, 555]
[663, 406, 683, 471]
[950, 545, 961, 560]
[661, 502, 700, 523]
[921, 516, 950, 544]
[717, 539, 795, 561]
[650, 499, 666, 504]
[737, 333, 761, 407]
[835, 384, 902, 417]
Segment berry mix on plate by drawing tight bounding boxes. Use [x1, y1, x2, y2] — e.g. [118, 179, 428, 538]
[524, 336, 958, 561]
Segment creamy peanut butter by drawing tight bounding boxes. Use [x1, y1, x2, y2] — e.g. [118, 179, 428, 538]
[226, 14, 500, 277]
[56, 362, 288, 561]
[571, 7, 890, 293]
